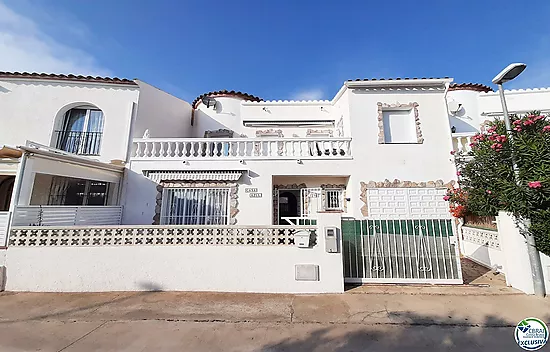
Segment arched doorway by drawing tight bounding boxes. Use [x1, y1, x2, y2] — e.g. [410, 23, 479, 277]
[278, 190, 300, 224]
[0, 176, 15, 211]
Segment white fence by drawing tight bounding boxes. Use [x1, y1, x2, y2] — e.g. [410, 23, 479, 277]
[132, 137, 352, 160]
[5, 213, 344, 293]
[0, 211, 10, 247]
[9, 225, 315, 247]
[12, 206, 123, 227]
[460, 226, 505, 272]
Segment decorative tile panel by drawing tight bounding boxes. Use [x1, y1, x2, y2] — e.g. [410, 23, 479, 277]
[461, 226, 500, 250]
[9, 226, 317, 247]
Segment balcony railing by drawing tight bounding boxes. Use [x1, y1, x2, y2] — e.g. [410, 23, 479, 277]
[54, 130, 102, 156]
[132, 137, 352, 160]
[451, 132, 477, 154]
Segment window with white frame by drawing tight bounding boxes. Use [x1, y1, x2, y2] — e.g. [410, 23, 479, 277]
[324, 189, 344, 210]
[160, 188, 230, 225]
[382, 109, 416, 143]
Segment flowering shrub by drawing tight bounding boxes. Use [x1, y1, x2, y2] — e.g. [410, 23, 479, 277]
[453, 112, 550, 255]
[444, 187, 468, 217]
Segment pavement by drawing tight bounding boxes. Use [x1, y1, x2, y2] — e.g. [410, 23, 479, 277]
[0, 285, 548, 352]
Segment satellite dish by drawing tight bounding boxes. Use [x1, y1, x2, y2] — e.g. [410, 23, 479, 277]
[447, 100, 463, 114]
[201, 96, 217, 108]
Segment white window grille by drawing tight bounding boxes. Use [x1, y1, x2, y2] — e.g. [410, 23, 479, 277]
[325, 189, 343, 210]
[161, 188, 230, 225]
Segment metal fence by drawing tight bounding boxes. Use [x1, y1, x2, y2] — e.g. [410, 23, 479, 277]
[342, 219, 462, 284]
[54, 130, 103, 156]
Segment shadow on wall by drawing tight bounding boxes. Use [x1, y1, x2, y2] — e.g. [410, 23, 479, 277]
[259, 313, 548, 351]
[449, 116, 478, 133]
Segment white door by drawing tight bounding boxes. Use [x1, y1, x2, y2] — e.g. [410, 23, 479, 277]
[300, 188, 322, 217]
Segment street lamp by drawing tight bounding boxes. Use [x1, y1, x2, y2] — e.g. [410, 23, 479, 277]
[492, 63, 546, 297]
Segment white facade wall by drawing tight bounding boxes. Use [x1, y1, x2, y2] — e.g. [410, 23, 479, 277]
[0, 79, 140, 163]
[133, 81, 193, 140]
[448, 87, 550, 133]
[125, 85, 457, 225]
[447, 90, 481, 133]
[194, 98, 341, 138]
[496, 212, 550, 294]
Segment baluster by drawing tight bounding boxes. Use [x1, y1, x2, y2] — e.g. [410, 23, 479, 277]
[158, 141, 165, 158]
[135, 142, 141, 157]
[175, 141, 182, 157]
[143, 142, 149, 157]
[167, 142, 172, 157]
[151, 142, 157, 158]
[226, 140, 232, 158]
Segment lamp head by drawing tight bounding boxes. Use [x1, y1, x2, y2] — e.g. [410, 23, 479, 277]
[492, 63, 526, 85]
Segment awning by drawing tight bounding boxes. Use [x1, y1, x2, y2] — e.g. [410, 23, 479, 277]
[145, 170, 245, 183]
[0, 145, 22, 158]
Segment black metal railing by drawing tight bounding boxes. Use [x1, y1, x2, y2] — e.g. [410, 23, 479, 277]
[54, 130, 103, 155]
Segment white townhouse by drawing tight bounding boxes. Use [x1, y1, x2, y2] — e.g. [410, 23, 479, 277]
[2, 71, 550, 293]
[0, 72, 190, 245]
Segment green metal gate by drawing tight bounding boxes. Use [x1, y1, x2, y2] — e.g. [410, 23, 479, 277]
[342, 219, 462, 284]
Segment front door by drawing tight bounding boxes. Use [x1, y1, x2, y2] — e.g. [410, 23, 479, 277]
[278, 190, 300, 224]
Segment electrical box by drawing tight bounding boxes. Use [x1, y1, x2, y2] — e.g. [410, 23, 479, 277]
[325, 227, 338, 253]
[294, 230, 311, 248]
[295, 264, 319, 281]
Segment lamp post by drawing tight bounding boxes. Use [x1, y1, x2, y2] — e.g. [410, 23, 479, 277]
[492, 63, 546, 297]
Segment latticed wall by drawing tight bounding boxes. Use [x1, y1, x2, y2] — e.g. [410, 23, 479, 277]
[9, 226, 316, 247]
[461, 226, 500, 250]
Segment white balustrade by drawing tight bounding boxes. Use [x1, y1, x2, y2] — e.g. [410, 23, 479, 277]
[451, 132, 477, 154]
[132, 138, 352, 160]
[9, 225, 317, 247]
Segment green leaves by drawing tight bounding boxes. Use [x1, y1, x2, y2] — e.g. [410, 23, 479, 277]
[456, 113, 550, 255]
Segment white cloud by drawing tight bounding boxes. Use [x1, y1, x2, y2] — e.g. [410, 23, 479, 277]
[293, 88, 325, 101]
[0, 1, 110, 76]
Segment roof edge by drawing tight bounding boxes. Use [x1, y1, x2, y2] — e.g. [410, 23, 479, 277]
[0, 72, 138, 86]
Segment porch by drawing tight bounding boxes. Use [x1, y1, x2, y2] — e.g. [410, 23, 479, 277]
[272, 176, 349, 225]
[0, 142, 126, 245]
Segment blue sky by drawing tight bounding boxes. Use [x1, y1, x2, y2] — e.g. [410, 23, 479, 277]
[1, 0, 550, 102]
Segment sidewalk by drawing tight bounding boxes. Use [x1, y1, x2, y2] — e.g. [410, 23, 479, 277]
[0, 287, 548, 351]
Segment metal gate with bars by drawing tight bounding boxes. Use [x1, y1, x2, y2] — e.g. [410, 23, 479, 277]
[342, 219, 462, 284]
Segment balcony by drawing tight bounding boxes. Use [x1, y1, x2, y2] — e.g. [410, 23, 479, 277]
[451, 132, 477, 154]
[132, 137, 352, 160]
[54, 131, 102, 156]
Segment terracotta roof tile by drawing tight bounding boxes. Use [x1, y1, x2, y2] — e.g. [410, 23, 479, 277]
[449, 83, 493, 93]
[192, 90, 262, 108]
[0, 72, 137, 86]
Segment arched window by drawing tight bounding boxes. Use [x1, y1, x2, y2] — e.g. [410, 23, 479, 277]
[54, 107, 104, 155]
